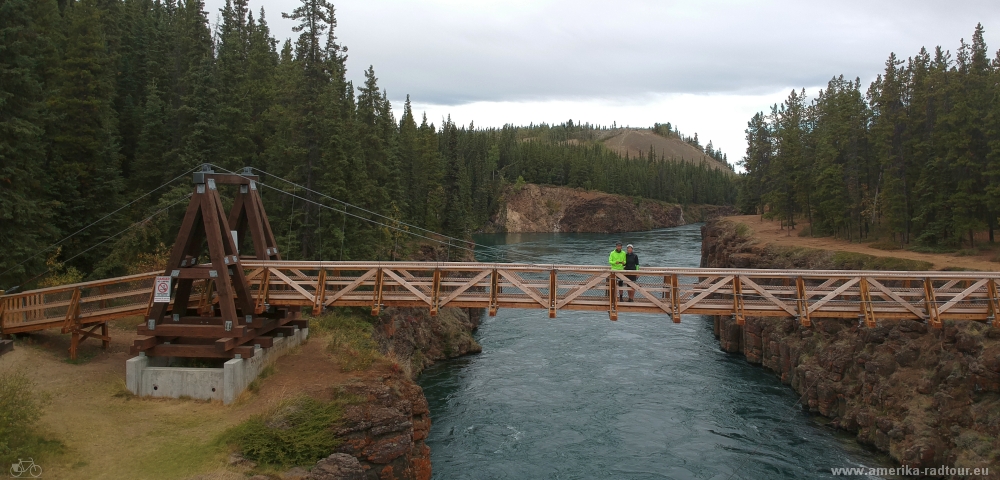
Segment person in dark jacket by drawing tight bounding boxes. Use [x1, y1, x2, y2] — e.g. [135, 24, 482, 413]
[623, 244, 639, 301]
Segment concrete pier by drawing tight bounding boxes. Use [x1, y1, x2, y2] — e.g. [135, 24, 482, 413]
[126, 327, 307, 404]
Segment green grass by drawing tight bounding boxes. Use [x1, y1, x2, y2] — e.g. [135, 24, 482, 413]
[829, 251, 932, 271]
[136, 435, 223, 478]
[0, 370, 63, 465]
[312, 310, 382, 372]
[247, 364, 277, 393]
[218, 395, 347, 468]
[734, 222, 752, 239]
[868, 240, 902, 251]
[907, 244, 959, 254]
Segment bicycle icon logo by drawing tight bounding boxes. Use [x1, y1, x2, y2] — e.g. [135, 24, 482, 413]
[9, 458, 41, 478]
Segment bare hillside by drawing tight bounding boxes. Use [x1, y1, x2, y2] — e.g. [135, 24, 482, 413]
[603, 129, 730, 171]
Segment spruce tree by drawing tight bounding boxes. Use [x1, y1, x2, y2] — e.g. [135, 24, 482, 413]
[0, 0, 60, 287]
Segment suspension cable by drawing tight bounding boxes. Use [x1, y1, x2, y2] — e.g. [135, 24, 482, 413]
[0, 165, 201, 280]
[209, 165, 539, 263]
[240, 165, 540, 262]
[18, 193, 194, 287]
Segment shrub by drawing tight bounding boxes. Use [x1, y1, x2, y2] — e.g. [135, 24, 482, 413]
[830, 251, 932, 271]
[219, 395, 344, 468]
[733, 222, 752, 239]
[869, 240, 902, 251]
[315, 311, 381, 372]
[0, 370, 50, 464]
[513, 175, 526, 193]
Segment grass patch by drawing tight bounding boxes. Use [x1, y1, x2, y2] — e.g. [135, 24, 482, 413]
[248, 364, 277, 393]
[313, 311, 382, 372]
[62, 350, 98, 365]
[544, 198, 561, 215]
[218, 395, 346, 468]
[734, 222, 753, 239]
[0, 370, 63, 465]
[136, 434, 226, 478]
[830, 251, 932, 271]
[907, 244, 959, 254]
[110, 378, 136, 399]
[868, 240, 902, 251]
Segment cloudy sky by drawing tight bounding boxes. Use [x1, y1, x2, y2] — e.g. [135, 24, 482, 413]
[206, 0, 999, 163]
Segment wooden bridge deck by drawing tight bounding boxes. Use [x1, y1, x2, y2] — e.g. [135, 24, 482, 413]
[3, 262, 999, 338]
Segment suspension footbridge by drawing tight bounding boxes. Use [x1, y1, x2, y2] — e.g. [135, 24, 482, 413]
[2, 167, 998, 360]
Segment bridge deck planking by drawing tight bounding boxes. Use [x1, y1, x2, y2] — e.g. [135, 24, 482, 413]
[3, 262, 999, 336]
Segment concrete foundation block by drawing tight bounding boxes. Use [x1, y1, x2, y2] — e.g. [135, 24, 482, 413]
[126, 326, 308, 404]
[125, 354, 148, 394]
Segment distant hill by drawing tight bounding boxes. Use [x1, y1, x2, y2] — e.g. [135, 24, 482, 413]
[601, 129, 731, 171]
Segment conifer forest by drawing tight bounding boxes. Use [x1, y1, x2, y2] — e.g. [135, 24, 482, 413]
[0, 0, 735, 289]
[738, 24, 1000, 249]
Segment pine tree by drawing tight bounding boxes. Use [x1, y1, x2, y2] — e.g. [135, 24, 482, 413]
[0, 0, 60, 287]
[45, 0, 125, 273]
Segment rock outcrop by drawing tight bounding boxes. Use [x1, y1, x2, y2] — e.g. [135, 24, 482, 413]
[702, 219, 1000, 475]
[486, 183, 733, 233]
[331, 378, 432, 480]
[372, 307, 482, 376]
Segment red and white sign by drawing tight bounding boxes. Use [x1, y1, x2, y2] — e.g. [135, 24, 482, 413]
[153, 276, 172, 303]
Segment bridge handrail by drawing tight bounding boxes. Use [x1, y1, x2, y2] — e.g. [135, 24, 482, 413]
[0, 271, 161, 300]
[240, 260, 1000, 279]
[4, 261, 999, 337]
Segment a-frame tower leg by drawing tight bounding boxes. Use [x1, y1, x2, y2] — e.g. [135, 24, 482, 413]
[133, 166, 297, 359]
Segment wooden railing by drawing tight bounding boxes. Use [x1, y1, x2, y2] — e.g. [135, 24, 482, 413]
[4, 263, 999, 338]
[241, 261, 1000, 326]
[0, 272, 159, 334]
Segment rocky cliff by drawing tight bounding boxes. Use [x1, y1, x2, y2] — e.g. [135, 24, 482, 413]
[308, 306, 481, 480]
[701, 219, 1000, 475]
[485, 183, 733, 233]
[307, 245, 484, 479]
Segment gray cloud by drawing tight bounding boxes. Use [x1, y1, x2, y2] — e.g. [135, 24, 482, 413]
[208, 1, 999, 105]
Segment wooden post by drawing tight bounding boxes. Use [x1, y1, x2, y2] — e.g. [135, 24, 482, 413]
[732, 275, 745, 325]
[61, 287, 82, 334]
[255, 269, 271, 314]
[312, 269, 327, 316]
[548, 269, 557, 318]
[371, 268, 384, 316]
[608, 272, 618, 321]
[796, 276, 811, 327]
[859, 278, 876, 328]
[987, 279, 999, 326]
[488, 269, 499, 317]
[430, 269, 441, 317]
[670, 274, 680, 323]
[924, 278, 941, 329]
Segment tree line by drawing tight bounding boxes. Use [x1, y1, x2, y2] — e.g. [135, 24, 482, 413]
[738, 24, 1000, 248]
[0, 0, 735, 289]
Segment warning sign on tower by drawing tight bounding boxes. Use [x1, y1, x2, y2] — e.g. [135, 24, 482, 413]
[153, 276, 172, 303]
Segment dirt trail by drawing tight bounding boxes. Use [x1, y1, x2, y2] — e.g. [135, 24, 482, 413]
[0, 320, 365, 480]
[727, 215, 999, 271]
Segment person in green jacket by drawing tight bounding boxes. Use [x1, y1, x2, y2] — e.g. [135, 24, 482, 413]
[609, 241, 626, 301]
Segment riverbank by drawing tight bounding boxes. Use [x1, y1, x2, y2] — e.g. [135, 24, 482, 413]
[484, 183, 734, 233]
[0, 303, 480, 480]
[701, 218, 1000, 476]
[726, 215, 1000, 271]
